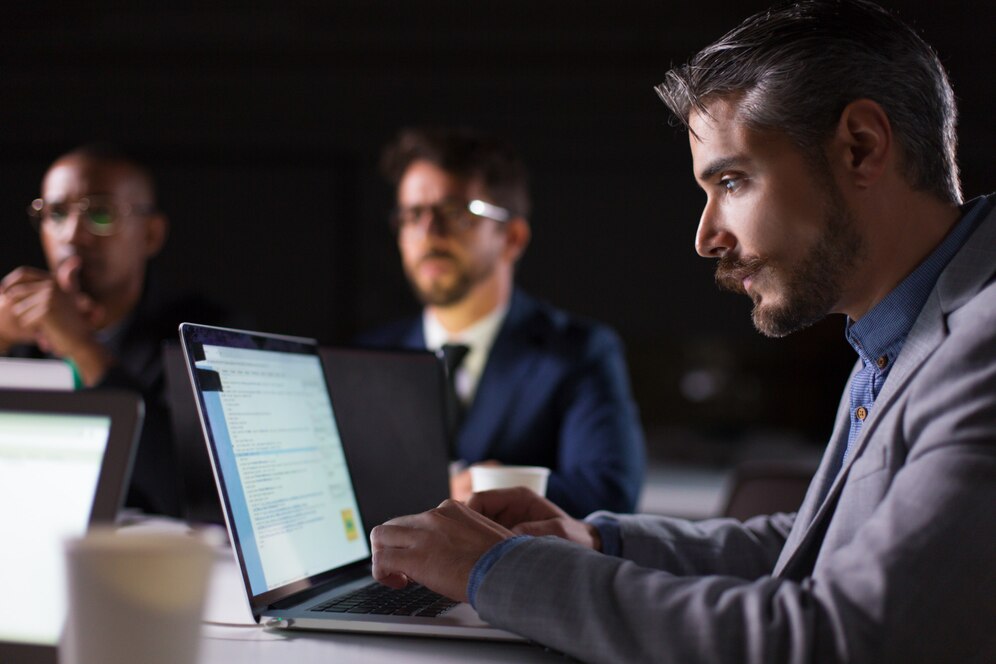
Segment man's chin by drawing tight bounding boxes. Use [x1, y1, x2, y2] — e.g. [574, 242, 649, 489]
[412, 281, 468, 308]
[751, 301, 826, 338]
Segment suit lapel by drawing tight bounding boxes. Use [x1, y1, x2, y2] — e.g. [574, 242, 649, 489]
[774, 307, 948, 577]
[401, 320, 426, 349]
[774, 199, 996, 577]
[456, 292, 544, 461]
[773, 363, 857, 575]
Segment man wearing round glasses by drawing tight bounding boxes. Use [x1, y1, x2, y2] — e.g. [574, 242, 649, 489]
[2, 149, 167, 379]
[361, 127, 645, 517]
[0, 144, 230, 517]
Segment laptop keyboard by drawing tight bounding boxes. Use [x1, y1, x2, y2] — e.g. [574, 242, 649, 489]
[311, 582, 457, 618]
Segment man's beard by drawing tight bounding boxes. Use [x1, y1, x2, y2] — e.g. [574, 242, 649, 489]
[406, 249, 496, 307]
[715, 185, 864, 338]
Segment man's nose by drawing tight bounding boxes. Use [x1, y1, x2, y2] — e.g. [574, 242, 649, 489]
[64, 211, 92, 246]
[694, 199, 736, 258]
[423, 209, 453, 237]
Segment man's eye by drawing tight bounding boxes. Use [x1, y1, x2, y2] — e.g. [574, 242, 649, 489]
[47, 205, 70, 221]
[721, 177, 741, 192]
[438, 201, 465, 219]
[87, 207, 114, 226]
[400, 206, 424, 224]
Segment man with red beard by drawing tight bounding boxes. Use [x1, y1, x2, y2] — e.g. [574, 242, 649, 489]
[360, 127, 645, 517]
[0, 145, 231, 517]
[366, 2, 996, 662]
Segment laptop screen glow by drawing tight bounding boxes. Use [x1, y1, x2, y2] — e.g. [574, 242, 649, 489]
[0, 412, 110, 646]
[194, 344, 368, 596]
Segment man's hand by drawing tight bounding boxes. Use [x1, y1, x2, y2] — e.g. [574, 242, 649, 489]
[0, 289, 35, 350]
[370, 499, 514, 602]
[467, 487, 602, 551]
[0, 264, 111, 383]
[2, 265, 92, 353]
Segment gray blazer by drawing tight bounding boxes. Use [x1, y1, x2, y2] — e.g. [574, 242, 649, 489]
[476, 198, 996, 663]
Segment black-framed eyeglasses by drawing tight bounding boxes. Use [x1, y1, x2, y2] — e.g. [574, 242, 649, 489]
[390, 198, 513, 236]
[27, 196, 155, 237]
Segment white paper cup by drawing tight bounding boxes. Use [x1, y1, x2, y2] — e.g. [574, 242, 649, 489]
[61, 528, 213, 664]
[470, 465, 550, 496]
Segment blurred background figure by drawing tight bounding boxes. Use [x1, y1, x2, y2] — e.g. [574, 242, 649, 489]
[360, 127, 645, 516]
[0, 144, 233, 517]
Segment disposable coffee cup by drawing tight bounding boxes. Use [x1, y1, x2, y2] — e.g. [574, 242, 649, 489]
[470, 465, 550, 496]
[61, 528, 213, 664]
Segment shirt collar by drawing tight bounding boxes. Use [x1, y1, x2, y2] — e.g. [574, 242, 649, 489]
[846, 195, 991, 367]
[423, 302, 509, 353]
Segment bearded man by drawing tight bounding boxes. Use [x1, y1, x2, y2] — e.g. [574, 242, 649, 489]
[360, 127, 645, 517]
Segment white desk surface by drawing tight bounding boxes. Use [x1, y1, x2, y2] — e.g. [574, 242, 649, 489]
[199, 625, 564, 663]
[198, 547, 564, 664]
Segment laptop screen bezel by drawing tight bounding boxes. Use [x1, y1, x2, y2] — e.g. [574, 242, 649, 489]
[178, 323, 373, 618]
[0, 388, 142, 664]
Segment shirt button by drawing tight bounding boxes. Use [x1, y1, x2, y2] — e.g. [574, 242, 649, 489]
[856, 406, 868, 421]
[876, 356, 888, 369]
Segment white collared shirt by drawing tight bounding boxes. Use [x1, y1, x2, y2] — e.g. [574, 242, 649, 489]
[423, 303, 509, 408]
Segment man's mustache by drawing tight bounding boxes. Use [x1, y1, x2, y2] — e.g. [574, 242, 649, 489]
[418, 249, 457, 264]
[715, 255, 766, 294]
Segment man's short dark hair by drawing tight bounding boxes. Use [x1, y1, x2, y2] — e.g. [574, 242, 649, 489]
[656, 0, 961, 204]
[380, 127, 531, 217]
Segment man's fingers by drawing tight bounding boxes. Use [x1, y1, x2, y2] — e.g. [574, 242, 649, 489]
[0, 266, 48, 292]
[510, 519, 557, 537]
[370, 549, 411, 588]
[369, 525, 418, 590]
[77, 295, 106, 329]
[435, 497, 498, 526]
[56, 256, 82, 294]
[10, 289, 48, 327]
[466, 486, 529, 516]
[467, 486, 565, 527]
[2, 280, 47, 304]
[370, 521, 423, 550]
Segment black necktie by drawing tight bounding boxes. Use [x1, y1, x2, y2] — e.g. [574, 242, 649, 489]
[439, 343, 470, 458]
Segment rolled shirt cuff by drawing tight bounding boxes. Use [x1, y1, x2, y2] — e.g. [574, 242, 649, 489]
[584, 514, 622, 557]
[466, 535, 532, 608]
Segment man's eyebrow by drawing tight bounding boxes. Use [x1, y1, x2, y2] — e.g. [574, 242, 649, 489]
[697, 156, 747, 182]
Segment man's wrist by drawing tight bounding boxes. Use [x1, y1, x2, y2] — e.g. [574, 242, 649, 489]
[586, 522, 603, 552]
[64, 340, 114, 386]
[584, 515, 621, 557]
[466, 535, 532, 608]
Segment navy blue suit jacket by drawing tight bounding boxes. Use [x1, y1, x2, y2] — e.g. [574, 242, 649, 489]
[359, 290, 645, 516]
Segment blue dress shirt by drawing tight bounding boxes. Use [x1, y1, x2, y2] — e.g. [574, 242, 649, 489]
[841, 196, 989, 465]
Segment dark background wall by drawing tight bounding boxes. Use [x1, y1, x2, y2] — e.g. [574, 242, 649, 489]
[2, 1, 992, 459]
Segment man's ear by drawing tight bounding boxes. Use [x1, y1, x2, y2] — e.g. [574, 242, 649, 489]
[503, 217, 531, 263]
[144, 212, 169, 258]
[831, 98, 893, 189]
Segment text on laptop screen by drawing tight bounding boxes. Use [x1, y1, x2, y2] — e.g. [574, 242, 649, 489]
[194, 344, 368, 595]
[0, 412, 110, 646]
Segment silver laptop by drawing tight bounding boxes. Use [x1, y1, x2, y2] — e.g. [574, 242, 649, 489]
[178, 323, 524, 641]
[0, 389, 142, 664]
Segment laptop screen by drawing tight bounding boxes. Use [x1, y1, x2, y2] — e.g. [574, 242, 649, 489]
[184, 331, 369, 597]
[0, 411, 110, 647]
